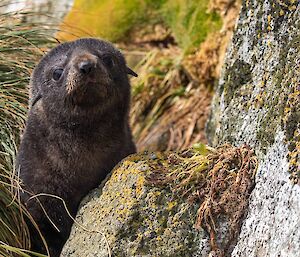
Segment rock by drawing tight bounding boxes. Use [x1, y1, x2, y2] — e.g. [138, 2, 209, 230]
[61, 154, 211, 257]
[207, 0, 300, 256]
[61, 145, 257, 256]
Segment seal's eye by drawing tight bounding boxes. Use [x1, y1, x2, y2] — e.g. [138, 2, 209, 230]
[53, 68, 63, 81]
[102, 56, 114, 68]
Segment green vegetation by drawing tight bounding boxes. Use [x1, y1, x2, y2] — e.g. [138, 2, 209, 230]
[0, 11, 54, 256]
[60, 0, 148, 41]
[162, 0, 222, 53]
[60, 0, 222, 53]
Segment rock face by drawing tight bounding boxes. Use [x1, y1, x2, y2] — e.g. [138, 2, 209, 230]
[207, 0, 300, 256]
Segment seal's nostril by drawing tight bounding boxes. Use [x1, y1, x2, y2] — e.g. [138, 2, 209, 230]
[79, 61, 93, 74]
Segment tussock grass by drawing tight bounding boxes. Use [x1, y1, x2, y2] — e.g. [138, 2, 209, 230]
[130, 48, 212, 152]
[0, 9, 55, 257]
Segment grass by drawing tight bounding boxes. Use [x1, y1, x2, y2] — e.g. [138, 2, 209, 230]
[162, 0, 222, 53]
[130, 48, 186, 150]
[0, 10, 55, 257]
[130, 48, 213, 152]
[58, 0, 150, 42]
[58, 0, 222, 53]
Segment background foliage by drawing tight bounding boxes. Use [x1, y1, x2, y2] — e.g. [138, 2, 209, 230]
[59, 0, 222, 52]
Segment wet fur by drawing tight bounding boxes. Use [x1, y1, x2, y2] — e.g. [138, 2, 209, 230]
[17, 38, 136, 256]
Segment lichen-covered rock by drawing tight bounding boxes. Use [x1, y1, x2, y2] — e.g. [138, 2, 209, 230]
[207, 0, 300, 256]
[61, 145, 257, 257]
[61, 154, 211, 257]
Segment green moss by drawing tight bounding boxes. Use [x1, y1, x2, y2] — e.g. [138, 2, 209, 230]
[256, 110, 277, 154]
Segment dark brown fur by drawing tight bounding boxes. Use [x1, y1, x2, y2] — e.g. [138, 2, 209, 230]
[17, 38, 136, 256]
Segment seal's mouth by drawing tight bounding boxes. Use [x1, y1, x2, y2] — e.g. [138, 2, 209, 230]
[65, 80, 109, 107]
[65, 75, 114, 109]
[66, 75, 98, 94]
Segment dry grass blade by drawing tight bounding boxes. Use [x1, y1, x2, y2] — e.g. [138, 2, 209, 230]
[130, 47, 213, 152]
[147, 144, 258, 256]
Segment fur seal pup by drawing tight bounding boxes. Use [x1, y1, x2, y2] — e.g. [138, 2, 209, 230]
[17, 38, 137, 256]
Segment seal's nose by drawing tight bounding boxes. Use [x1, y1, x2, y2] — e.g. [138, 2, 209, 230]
[78, 61, 94, 75]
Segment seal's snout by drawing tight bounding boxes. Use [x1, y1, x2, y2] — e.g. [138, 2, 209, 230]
[79, 61, 94, 75]
[73, 52, 98, 76]
[66, 50, 111, 103]
[66, 53, 99, 95]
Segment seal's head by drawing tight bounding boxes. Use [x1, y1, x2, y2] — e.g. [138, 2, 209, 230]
[30, 38, 137, 118]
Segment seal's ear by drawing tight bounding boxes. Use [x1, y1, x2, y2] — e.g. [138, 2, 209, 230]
[31, 92, 42, 108]
[126, 67, 138, 77]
